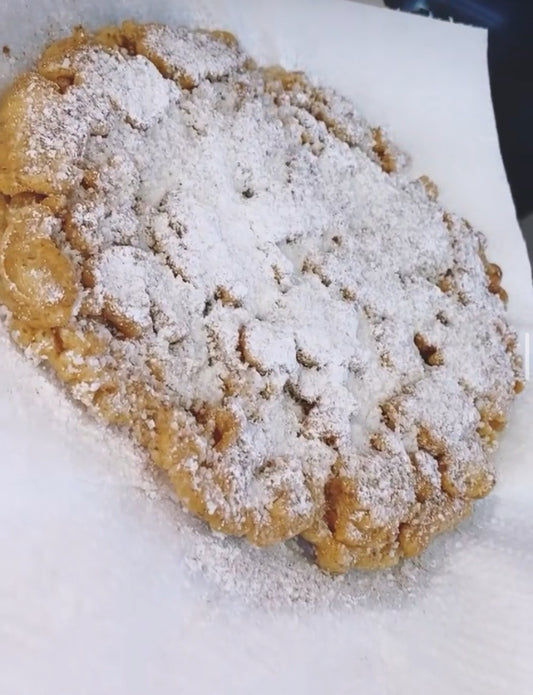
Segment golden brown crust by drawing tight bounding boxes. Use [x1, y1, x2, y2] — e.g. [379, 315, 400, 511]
[0, 203, 76, 328]
[0, 22, 522, 573]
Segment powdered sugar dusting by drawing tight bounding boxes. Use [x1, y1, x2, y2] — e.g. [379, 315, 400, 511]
[0, 23, 522, 571]
[141, 24, 247, 86]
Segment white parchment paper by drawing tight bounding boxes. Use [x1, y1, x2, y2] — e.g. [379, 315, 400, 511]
[1, 1, 532, 693]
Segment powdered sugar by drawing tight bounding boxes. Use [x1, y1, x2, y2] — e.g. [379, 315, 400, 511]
[0, 23, 521, 568]
[140, 23, 247, 86]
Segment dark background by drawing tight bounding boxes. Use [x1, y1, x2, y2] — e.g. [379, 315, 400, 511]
[384, 1, 533, 267]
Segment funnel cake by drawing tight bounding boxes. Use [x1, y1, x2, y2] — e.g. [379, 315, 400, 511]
[0, 22, 523, 571]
